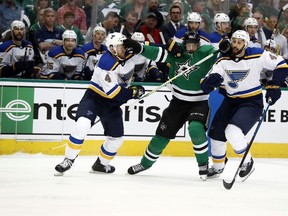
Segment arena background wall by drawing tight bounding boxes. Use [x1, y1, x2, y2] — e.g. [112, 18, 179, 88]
[0, 79, 287, 158]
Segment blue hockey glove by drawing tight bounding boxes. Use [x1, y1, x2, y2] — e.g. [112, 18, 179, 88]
[167, 39, 182, 57]
[219, 37, 231, 53]
[129, 85, 145, 99]
[123, 39, 143, 54]
[265, 80, 281, 105]
[201, 73, 224, 94]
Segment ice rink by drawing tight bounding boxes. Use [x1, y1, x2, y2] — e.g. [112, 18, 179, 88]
[0, 154, 287, 216]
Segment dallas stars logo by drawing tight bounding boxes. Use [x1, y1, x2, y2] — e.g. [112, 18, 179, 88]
[176, 60, 199, 80]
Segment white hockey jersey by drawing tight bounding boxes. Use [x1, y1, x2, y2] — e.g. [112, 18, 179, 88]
[45, 45, 85, 78]
[0, 40, 34, 76]
[210, 47, 288, 98]
[88, 51, 135, 100]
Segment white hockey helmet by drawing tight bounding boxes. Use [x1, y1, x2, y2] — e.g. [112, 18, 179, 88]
[92, 26, 106, 36]
[11, 20, 25, 30]
[131, 32, 145, 42]
[187, 12, 202, 23]
[105, 32, 127, 52]
[62, 30, 77, 47]
[264, 39, 277, 53]
[244, 17, 258, 29]
[231, 30, 250, 49]
[213, 13, 230, 24]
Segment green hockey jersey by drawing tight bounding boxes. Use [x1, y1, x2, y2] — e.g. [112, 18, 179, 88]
[141, 44, 217, 101]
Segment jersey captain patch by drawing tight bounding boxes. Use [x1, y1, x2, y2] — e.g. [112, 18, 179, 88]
[226, 69, 249, 88]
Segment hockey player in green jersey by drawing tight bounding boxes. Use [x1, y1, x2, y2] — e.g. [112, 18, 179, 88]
[124, 32, 218, 180]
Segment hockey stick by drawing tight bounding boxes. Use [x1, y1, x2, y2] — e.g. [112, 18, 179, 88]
[223, 101, 271, 190]
[270, 3, 288, 41]
[127, 50, 219, 111]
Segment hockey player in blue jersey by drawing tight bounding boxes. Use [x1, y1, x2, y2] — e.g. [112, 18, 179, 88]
[201, 30, 288, 181]
[209, 13, 231, 50]
[43, 30, 85, 80]
[0, 20, 37, 78]
[54, 32, 145, 176]
[174, 12, 210, 46]
[81, 26, 107, 80]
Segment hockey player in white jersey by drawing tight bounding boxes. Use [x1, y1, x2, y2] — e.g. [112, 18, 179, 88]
[243, 17, 261, 48]
[130, 32, 163, 82]
[209, 13, 230, 50]
[54, 32, 145, 176]
[43, 30, 85, 79]
[201, 30, 288, 181]
[81, 26, 107, 80]
[0, 20, 37, 78]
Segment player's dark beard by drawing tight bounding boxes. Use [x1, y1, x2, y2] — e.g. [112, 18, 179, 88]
[231, 45, 245, 57]
[12, 32, 24, 41]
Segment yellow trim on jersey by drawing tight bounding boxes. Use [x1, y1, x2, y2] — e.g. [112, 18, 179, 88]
[215, 56, 230, 64]
[68, 141, 83, 150]
[74, 54, 85, 59]
[212, 157, 226, 163]
[244, 54, 261, 59]
[54, 53, 65, 59]
[277, 64, 288, 69]
[200, 35, 210, 43]
[221, 86, 262, 98]
[99, 150, 114, 160]
[88, 84, 121, 99]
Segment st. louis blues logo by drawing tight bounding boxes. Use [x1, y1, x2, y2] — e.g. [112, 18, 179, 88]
[176, 60, 199, 80]
[118, 68, 134, 86]
[226, 69, 249, 88]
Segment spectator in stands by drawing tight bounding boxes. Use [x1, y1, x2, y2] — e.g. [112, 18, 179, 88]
[59, 11, 84, 46]
[34, 8, 64, 72]
[266, 14, 288, 59]
[115, 10, 139, 38]
[120, 0, 149, 26]
[57, 0, 87, 35]
[30, 8, 45, 31]
[44, 30, 85, 80]
[253, 0, 279, 20]
[160, 4, 184, 44]
[82, 0, 105, 28]
[139, 12, 162, 43]
[81, 26, 107, 80]
[231, 3, 250, 32]
[279, 8, 288, 33]
[0, 0, 22, 35]
[206, 0, 224, 20]
[252, 11, 272, 48]
[0, 20, 38, 78]
[25, 0, 51, 26]
[85, 11, 120, 43]
[148, 0, 164, 28]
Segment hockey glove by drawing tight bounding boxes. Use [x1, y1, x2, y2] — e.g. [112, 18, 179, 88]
[167, 39, 182, 57]
[24, 60, 35, 78]
[48, 72, 67, 80]
[13, 61, 27, 73]
[201, 73, 224, 94]
[82, 66, 93, 80]
[219, 37, 231, 53]
[123, 39, 143, 55]
[265, 80, 281, 105]
[129, 85, 145, 99]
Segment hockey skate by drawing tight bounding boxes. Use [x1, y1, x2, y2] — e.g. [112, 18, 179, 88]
[239, 158, 255, 182]
[207, 157, 228, 179]
[127, 163, 147, 175]
[198, 163, 208, 181]
[54, 158, 74, 176]
[90, 158, 115, 174]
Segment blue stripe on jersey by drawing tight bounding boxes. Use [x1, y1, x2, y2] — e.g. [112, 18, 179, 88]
[277, 60, 288, 69]
[224, 85, 262, 98]
[101, 145, 117, 156]
[69, 135, 84, 145]
[234, 147, 247, 155]
[245, 47, 264, 56]
[211, 154, 226, 159]
[88, 81, 121, 99]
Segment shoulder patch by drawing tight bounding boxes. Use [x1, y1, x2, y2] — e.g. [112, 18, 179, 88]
[98, 52, 119, 71]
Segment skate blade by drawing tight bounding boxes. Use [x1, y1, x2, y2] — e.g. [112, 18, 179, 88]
[241, 167, 255, 182]
[207, 174, 221, 179]
[54, 171, 64, 176]
[200, 175, 207, 181]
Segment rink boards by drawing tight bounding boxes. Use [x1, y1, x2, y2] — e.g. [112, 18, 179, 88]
[0, 79, 288, 157]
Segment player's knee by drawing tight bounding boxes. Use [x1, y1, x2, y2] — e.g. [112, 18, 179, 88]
[188, 121, 206, 144]
[103, 136, 124, 152]
[225, 124, 246, 150]
[71, 117, 91, 140]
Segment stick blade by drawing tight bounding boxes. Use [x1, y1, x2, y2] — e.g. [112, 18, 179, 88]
[223, 179, 235, 190]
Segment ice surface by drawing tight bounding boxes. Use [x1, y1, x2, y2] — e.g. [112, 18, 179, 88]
[0, 154, 287, 216]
